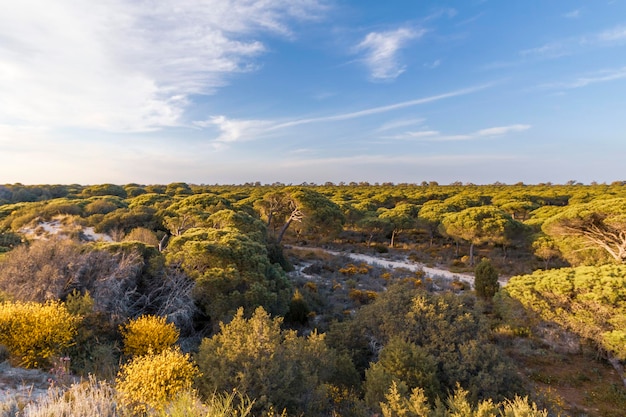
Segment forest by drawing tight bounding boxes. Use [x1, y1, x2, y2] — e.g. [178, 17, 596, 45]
[0, 181, 625, 417]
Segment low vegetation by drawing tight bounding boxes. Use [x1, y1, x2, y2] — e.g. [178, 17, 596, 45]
[0, 181, 625, 416]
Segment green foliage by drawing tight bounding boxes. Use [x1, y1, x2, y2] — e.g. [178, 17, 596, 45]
[441, 207, 519, 264]
[121, 315, 180, 357]
[196, 307, 358, 416]
[94, 205, 161, 235]
[331, 283, 522, 405]
[0, 300, 80, 368]
[505, 264, 626, 360]
[530, 234, 561, 268]
[116, 347, 200, 414]
[287, 187, 345, 242]
[365, 337, 439, 409]
[378, 203, 420, 247]
[542, 197, 626, 265]
[82, 183, 127, 198]
[84, 196, 126, 215]
[474, 260, 499, 299]
[168, 227, 290, 324]
[124, 226, 160, 246]
[284, 289, 310, 325]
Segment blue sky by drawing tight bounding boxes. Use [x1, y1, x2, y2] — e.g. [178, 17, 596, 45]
[1, 0, 626, 185]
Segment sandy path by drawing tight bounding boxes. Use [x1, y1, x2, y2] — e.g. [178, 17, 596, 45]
[290, 246, 508, 287]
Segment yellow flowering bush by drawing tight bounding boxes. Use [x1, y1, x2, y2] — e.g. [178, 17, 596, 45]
[120, 315, 179, 357]
[0, 300, 80, 368]
[116, 347, 200, 414]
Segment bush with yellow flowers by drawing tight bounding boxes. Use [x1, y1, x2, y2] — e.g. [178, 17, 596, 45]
[116, 347, 200, 414]
[0, 300, 80, 368]
[120, 315, 179, 357]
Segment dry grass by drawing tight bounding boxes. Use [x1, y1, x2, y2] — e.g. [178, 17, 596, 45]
[504, 338, 626, 417]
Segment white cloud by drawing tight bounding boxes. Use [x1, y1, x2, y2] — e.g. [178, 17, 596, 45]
[354, 27, 425, 80]
[475, 124, 531, 136]
[0, 0, 325, 132]
[563, 9, 581, 19]
[595, 26, 626, 42]
[424, 59, 441, 69]
[197, 116, 273, 145]
[385, 124, 530, 141]
[377, 118, 425, 132]
[519, 42, 568, 59]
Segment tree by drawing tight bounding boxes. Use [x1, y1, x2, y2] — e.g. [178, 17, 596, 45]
[166, 227, 291, 324]
[441, 206, 518, 265]
[543, 198, 626, 264]
[418, 201, 456, 247]
[505, 264, 626, 384]
[357, 215, 394, 247]
[379, 203, 419, 248]
[474, 259, 499, 299]
[531, 234, 561, 269]
[288, 187, 345, 244]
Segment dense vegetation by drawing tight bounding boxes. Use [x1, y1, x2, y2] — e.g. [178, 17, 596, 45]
[1, 181, 626, 416]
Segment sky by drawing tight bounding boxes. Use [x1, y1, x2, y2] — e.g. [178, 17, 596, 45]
[1, 0, 626, 185]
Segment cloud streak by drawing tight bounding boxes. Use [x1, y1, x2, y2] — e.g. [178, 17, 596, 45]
[542, 66, 626, 89]
[196, 82, 494, 145]
[354, 27, 426, 80]
[520, 24, 626, 59]
[385, 124, 531, 141]
[270, 83, 493, 130]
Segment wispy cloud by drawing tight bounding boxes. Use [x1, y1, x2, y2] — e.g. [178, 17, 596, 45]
[354, 27, 426, 80]
[486, 24, 626, 69]
[475, 124, 531, 136]
[195, 83, 493, 146]
[385, 124, 531, 141]
[270, 83, 492, 129]
[521, 24, 626, 59]
[563, 9, 581, 19]
[519, 42, 569, 59]
[424, 59, 441, 69]
[595, 26, 626, 42]
[0, 0, 325, 132]
[279, 153, 515, 169]
[377, 118, 425, 132]
[541, 66, 626, 89]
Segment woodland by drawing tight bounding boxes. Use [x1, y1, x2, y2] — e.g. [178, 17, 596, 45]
[0, 181, 625, 416]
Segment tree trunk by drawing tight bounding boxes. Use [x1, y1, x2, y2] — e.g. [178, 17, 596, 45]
[276, 218, 293, 245]
[390, 230, 397, 248]
[158, 234, 169, 252]
[469, 242, 475, 266]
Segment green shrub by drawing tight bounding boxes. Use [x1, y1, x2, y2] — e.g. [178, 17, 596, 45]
[0, 300, 80, 368]
[474, 259, 499, 299]
[121, 315, 179, 357]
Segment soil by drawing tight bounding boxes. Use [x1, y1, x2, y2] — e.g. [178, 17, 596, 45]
[0, 361, 51, 403]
